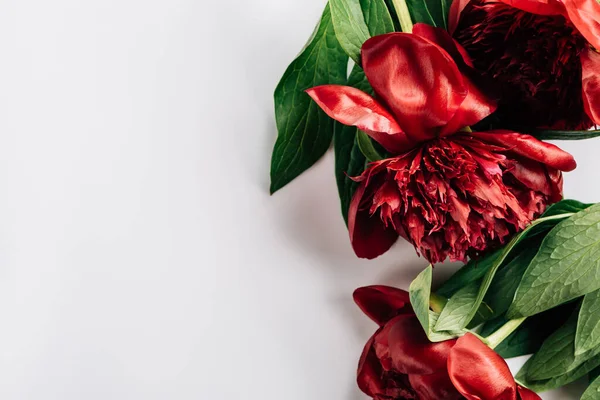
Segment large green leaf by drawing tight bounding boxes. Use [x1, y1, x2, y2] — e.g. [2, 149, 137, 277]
[518, 353, 600, 393]
[576, 289, 600, 355]
[405, 0, 451, 28]
[582, 374, 600, 400]
[329, 0, 371, 62]
[542, 199, 592, 217]
[509, 204, 600, 318]
[533, 129, 600, 141]
[360, 0, 396, 36]
[410, 265, 433, 335]
[436, 249, 502, 297]
[270, 6, 348, 193]
[434, 281, 479, 331]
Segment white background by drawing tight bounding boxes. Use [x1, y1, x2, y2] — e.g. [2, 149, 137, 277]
[0, 0, 596, 398]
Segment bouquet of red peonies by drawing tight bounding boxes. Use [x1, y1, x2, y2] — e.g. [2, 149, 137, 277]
[270, 0, 600, 398]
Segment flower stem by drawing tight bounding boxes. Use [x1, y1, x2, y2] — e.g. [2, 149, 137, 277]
[430, 293, 447, 314]
[391, 0, 414, 33]
[486, 318, 527, 349]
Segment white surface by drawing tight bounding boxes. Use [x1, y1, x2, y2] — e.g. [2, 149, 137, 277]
[0, 0, 596, 399]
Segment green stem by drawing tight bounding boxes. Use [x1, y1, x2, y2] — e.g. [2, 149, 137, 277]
[486, 318, 527, 349]
[390, 0, 414, 33]
[430, 293, 447, 314]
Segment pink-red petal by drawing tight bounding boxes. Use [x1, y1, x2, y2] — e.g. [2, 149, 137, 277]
[409, 371, 463, 400]
[563, 0, 600, 51]
[470, 131, 577, 171]
[413, 23, 474, 68]
[306, 85, 411, 153]
[496, 0, 565, 15]
[448, 333, 518, 400]
[517, 385, 542, 400]
[361, 33, 467, 143]
[449, 0, 472, 34]
[348, 180, 399, 260]
[581, 48, 600, 126]
[353, 286, 411, 326]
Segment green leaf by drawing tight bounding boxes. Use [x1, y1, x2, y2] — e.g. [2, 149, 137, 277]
[410, 265, 433, 334]
[518, 353, 600, 393]
[436, 249, 502, 297]
[405, 0, 451, 28]
[533, 129, 600, 141]
[270, 6, 348, 194]
[542, 199, 593, 217]
[357, 130, 383, 161]
[576, 289, 600, 355]
[509, 204, 600, 318]
[329, 0, 372, 62]
[360, 0, 396, 36]
[583, 374, 600, 400]
[434, 281, 479, 331]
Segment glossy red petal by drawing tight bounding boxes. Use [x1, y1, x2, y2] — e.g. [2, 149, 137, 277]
[409, 371, 463, 400]
[387, 315, 456, 375]
[361, 33, 467, 142]
[448, 333, 518, 400]
[357, 334, 385, 396]
[517, 385, 542, 400]
[306, 85, 411, 153]
[470, 131, 577, 171]
[449, 0, 472, 33]
[563, 0, 600, 50]
[581, 48, 600, 126]
[348, 179, 399, 259]
[496, 0, 565, 15]
[441, 79, 497, 136]
[413, 23, 474, 68]
[353, 286, 411, 326]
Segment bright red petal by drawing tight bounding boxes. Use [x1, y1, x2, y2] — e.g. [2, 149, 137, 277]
[353, 286, 411, 326]
[496, 0, 565, 15]
[387, 315, 456, 375]
[517, 385, 542, 400]
[448, 333, 517, 400]
[409, 371, 463, 400]
[357, 334, 385, 397]
[361, 33, 467, 142]
[470, 131, 577, 171]
[306, 85, 411, 153]
[581, 48, 600, 126]
[441, 80, 497, 136]
[348, 179, 398, 259]
[563, 0, 600, 50]
[413, 23, 474, 68]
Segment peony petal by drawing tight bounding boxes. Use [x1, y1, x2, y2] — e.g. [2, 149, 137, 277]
[387, 315, 456, 375]
[563, 0, 600, 51]
[449, 0, 472, 33]
[357, 333, 385, 397]
[441, 79, 497, 136]
[496, 0, 565, 15]
[448, 333, 518, 400]
[517, 385, 542, 400]
[409, 371, 463, 400]
[361, 33, 468, 142]
[353, 286, 411, 326]
[470, 130, 577, 171]
[581, 48, 600, 126]
[306, 85, 411, 153]
[413, 23, 474, 68]
[348, 179, 399, 259]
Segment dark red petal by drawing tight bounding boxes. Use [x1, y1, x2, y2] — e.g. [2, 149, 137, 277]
[361, 33, 467, 142]
[348, 179, 399, 259]
[353, 286, 412, 326]
[517, 385, 542, 400]
[470, 130, 577, 171]
[581, 48, 600, 126]
[409, 371, 463, 400]
[448, 333, 518, 400]
[441, 80, 497, 136]
[563, 0, 600, 50]
[357, 333, 385, 396]
[449, 0, 471, 33]
[413, 23, 474, 68]
[306, 85, 411, 153]
[496, 0, 565, 15]
[387, 315, 456, 375]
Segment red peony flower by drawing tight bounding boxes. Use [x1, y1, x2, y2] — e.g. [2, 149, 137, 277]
[450, 0, 600, 130]
[354, 285, 541, 400]
[307, 26, 576, 263]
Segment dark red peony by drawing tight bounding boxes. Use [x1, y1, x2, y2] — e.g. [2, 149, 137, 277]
[354, 285, 541, 400]
[451, 0, 600, 130]
[307, 26, 576, 263]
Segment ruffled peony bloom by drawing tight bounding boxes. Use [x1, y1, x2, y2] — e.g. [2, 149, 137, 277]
[354, 286, 541, 400]
[307, 25, 576, 263]
[450, 0, 600, 130]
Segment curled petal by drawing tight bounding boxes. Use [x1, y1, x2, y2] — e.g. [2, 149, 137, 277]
[470, 131, 577, 171]
[413, 23, 474, 68]
[362, 33, 467, 142]
[581, 48, 600, 126]
[449, 0, 472, 33]
[306, 85, 410, 153]
[357, 334, 385, 397]
[496, 0, 565, 15]
[517, 385, 542, 400]
[387, 316, 456, 375]
[563, 0, 600, 51]
[353, 286, 411, 326]
[441, 80, 497, 136]
[448, 333, 517, 400]
[409, 371, 462, 400]
[348, 177, 399, 260]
